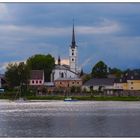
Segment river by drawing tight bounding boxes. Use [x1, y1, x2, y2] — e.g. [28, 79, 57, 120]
[0, 100, 140, 137]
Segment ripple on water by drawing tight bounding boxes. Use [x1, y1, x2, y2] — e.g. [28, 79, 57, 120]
[0, 101, 140, 137]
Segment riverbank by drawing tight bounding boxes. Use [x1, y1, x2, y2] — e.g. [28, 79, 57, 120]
[26, 96, 140, 101]
[1, 94, 140, 101]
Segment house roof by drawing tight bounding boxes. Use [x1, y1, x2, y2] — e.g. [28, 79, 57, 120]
[84, 78, 115, 86]
[115, 71, 140, 83]
[30, 70, 44, 80]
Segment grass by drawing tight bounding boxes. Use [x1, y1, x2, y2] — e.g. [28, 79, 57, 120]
[72, 96, 140, 101]
[1, 91, 140, 101]
[26, 95, 65, 100]
[26, 95, 140, 101]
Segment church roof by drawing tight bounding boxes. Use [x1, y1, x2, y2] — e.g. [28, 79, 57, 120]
[54, 64, 69, 70]
[53, 64, 79, 75]
[70, 22, 77, 48]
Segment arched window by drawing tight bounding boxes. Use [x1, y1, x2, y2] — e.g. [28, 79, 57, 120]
[61, 72, 64, 78]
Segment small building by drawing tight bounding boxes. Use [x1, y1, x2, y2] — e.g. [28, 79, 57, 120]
[114, 78, 127, 90]
[82, 78, 115, 92]
[54, 77, 82, 88]
[114, 71, 140, 90]
[29, 70, 44, 86]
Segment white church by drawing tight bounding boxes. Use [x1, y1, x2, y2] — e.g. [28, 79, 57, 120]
[50, 23, 81, 82]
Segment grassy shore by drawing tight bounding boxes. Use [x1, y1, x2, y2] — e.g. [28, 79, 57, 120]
[1, 92, 140, 101]
[26, 95, 140, 101]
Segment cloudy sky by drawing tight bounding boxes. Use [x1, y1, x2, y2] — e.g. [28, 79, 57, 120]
[0, 3, 140, 73]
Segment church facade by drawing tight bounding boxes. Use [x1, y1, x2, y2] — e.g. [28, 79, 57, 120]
[51, 24, 81, 83]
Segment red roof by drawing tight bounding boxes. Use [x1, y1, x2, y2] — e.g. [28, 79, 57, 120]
[30, 70, 44, 80]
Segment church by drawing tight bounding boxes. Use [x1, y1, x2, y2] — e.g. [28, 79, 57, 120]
[50, 23, 81, 84]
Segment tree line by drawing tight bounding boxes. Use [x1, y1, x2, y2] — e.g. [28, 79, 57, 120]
[5, 54, 55, 89]
[4, 54, 137, 90]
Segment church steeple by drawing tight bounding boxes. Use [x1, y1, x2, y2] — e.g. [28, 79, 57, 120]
[58, 56, 61, 65]
[69, 21, 78, 73]
[71, 22, 76, 48]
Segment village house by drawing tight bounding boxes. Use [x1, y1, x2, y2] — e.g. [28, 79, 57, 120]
[82, 78, 115, 92]
[54, 77, 82, 88]
[29, 70, 45, 86]
[114, 71, 140, 91]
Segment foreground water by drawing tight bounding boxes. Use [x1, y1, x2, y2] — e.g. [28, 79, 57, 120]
[0, 100, 140, 137]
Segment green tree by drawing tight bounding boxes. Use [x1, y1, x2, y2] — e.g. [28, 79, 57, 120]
[82, 74, 91, 83]
[80, 69, 84, 77]
[5, 63, 19, 88]
[91, 61, 108, 78]
[5, 62, 30, 89]
[109, 67, 122, 78]
[26, 54, 55, 82]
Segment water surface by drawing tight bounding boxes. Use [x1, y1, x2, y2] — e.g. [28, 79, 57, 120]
[0, 100, 140, 137]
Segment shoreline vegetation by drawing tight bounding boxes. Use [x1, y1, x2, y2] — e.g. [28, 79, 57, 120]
[1, 92, 140, 101]
[26, 96, 140, 101]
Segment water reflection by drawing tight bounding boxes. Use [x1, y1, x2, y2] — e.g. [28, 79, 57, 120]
[0, 101, 140, 137]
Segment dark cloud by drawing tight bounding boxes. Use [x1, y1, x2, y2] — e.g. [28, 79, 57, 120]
[0, 3, 140, 73]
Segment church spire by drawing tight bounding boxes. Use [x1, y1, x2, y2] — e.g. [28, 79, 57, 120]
[71, 20, 76, 48]
[58, 56, 61, 65]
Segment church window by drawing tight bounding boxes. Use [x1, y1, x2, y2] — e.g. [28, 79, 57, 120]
[32, 80, 34, 84]
[39, 81, 42, 84]
[72, 58, 74, 61]
[72, 53, 74, 55]
[36, 80, 38, 84]
[61, 73, 64, 78]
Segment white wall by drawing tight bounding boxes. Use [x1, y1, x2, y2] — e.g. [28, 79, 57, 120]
[29, 79, 44, 86]
[51, 69, 78, 82]
[114, 83, 123, 89]
[82, 85, 115, 92]
[69, 47, 77, 72]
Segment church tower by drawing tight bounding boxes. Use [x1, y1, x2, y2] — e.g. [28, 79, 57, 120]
[69, 23, 78, 73]
[58, 56, 61, 65]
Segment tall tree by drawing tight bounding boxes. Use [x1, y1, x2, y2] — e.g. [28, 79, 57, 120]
[26, 54, 55, 82]
[109, 67, 123, 78]
[5, 63, 19, 88]
[91, 61, 108, 78]
[5, 62, 30, 89]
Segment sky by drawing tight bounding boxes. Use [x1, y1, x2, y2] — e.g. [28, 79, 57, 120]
[0, 3, 140, 73]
